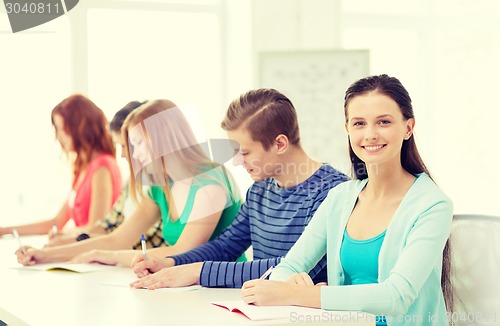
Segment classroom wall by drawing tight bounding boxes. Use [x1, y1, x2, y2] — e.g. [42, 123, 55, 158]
[1, 1, 236, 224]
[250, 0, 500, 216]
[1, 0, 499, 227]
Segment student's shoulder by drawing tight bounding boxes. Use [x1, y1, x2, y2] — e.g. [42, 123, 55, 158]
[195, 165, 241, 195]
[94, 153, 116, 163]
[316, 164, 349, 182]
[89, 153, 118, 169]
[246, 178, 272, 195]
[148, 185, 163, 199]
[329, 177, 362, 192]
[298, 166, 350, 205]
[319, 177, 364, 203]
[244, 177, 285, 202]
[308, 164, 349, 191]
[407, 173, 453, 211]
[304, 178, 363, 213]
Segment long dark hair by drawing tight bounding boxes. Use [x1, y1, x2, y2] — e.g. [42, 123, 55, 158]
[51, 94, 115, 176]
[109, 100, 147, 133]
[344, 74, 430, 180]
[344, 74, 452, 312]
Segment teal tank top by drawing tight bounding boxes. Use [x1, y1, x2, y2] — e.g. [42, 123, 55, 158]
[340, 228, 387, 326]
[340, 228, 386, 285]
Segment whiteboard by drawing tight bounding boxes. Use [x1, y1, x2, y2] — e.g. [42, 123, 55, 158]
[259, 50, 369, 174]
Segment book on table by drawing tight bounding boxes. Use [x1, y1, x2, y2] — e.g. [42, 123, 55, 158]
[18, 262, 116, 273]
[212, 300, 325, 321]
[211, 300, 376, 323]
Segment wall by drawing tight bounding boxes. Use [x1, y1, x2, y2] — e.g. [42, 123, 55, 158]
[2, 0, 499, 227]
[251, 0, 500, 215]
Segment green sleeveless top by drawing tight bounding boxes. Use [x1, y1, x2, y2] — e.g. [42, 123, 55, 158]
[148, 166, 245, 261]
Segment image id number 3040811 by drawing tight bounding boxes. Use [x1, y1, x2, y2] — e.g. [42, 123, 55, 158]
[445, 311, 497, 324]
[5, 2, 61, 14]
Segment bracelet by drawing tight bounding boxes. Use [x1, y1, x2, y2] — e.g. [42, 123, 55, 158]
[76, 233, 90, 241]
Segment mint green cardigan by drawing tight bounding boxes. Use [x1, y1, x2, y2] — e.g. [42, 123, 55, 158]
[270, 173, 453, 326]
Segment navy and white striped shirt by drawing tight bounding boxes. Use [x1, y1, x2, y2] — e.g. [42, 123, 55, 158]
[170, 164, 348, 288]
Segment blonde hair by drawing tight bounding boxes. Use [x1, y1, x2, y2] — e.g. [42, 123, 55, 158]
[122, 99, 238, 219]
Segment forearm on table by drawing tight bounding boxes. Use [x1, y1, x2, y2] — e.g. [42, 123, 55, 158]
[5, 219, 54, 236]
[43, 234, 132, 261]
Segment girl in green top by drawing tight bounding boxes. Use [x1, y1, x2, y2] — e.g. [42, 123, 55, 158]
[74, 99, 243, 266]
[18, 99, 243, 267]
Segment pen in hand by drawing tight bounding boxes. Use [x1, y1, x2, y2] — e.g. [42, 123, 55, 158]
[140, 234, 147, 261]
[51, 223, 58, 236]
[259, 265, 275, 280]
[12, 228, 27, 256]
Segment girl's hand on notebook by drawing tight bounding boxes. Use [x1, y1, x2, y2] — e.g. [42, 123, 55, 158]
[241, 279, 321, 308]
[131, 255, 173, 278]
[129, 262, 202, 290]
[241, 280, 294, 306]
[15, 246, 38, 266]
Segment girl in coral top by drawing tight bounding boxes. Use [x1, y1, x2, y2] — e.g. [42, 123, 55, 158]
[0, 94, 122, 236]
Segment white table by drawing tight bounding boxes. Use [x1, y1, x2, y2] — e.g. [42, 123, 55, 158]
[0, 236, 374, 326]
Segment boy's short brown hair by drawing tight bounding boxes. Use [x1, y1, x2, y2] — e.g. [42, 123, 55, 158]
[221, 88, 300, 150]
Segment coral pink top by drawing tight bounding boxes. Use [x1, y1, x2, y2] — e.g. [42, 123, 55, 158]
[67, 154, 122, 227]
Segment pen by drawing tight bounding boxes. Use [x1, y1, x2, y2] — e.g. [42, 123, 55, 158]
[140, 234, 147, 260]
[52, 223, 58, 236]
[259, 265, 275, 280]
[12, 228, 27, 256]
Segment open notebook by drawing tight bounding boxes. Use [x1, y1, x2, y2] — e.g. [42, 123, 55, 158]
[98, 272, 203, 292]
[212, 300, 376, 326]
[212, 300, 324, 321]
[212, 300, 376, 323]
[18, 262, 116, 273]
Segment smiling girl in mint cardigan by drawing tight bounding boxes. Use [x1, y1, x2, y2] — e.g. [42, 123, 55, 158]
[241, 74, 453, 326]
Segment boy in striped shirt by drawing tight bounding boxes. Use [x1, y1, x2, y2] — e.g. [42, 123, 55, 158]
[130, 88, 348, 289]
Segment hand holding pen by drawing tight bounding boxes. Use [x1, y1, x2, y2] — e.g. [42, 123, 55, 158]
[12, 228, 26, 256]
[259, 266, 275, 280]
[130, 237, 170, 279]
[48, 223, 58, 238]
[140, 234, 147, 261]
[13, 228, 36, 266]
